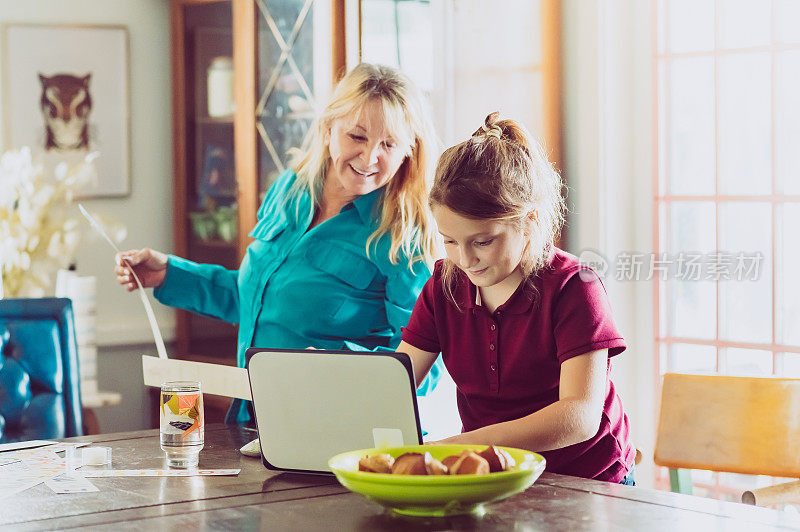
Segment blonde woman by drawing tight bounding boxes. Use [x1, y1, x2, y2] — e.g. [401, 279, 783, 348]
[115, 64, 443, 424]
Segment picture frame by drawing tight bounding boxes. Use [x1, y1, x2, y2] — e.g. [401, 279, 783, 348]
[2, 23, 131, 197]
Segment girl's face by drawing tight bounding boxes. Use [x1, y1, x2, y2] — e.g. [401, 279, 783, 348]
[326, 98, 410, 200]
[433, 205, 528, 289]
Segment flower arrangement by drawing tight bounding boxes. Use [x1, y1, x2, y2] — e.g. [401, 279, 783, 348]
[0, 147, 108, 298]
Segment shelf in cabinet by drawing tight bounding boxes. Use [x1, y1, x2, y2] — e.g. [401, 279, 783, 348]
[257, 110, 315, 121]
[191, 237, 237, 249]
[195, 116, 234, 125]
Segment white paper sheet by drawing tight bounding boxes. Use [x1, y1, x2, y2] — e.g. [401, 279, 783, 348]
[0, 450, 73, 499]
[142, 356, 251, 400]
[78, 204, 168, 359]
[0, 440, 55, 453]
[81, 469, 240, 477]
[46, 474, 99, 493]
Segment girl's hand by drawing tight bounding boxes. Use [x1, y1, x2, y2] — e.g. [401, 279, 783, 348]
[114, 248, 168, 291]
[430, 433, 469, 445]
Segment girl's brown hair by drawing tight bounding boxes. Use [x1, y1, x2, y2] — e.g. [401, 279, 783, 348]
[429, 112, 566, 307]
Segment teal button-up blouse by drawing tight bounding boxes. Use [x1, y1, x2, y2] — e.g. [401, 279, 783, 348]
[155, 170, 442, 423]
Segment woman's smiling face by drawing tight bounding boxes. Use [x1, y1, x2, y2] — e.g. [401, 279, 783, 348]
[325, 98, 411, 200]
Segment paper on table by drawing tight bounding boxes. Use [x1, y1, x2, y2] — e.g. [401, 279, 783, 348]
[142, 355, 251, 401]
[0, 450, 73, 499]
[0, 440, 55, 453]
[81, 469, 240, 477]
[78, 204, 168, 360]
[45, 474, 99, 493]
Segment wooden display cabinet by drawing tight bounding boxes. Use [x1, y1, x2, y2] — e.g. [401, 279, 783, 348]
[170, 0, 344, 422]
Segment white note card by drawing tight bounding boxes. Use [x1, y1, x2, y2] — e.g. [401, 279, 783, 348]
[372, 428, 404, 449]
[142, 355, 251, 400]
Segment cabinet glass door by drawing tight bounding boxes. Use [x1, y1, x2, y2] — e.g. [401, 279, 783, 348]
[255, 0, 330, 198]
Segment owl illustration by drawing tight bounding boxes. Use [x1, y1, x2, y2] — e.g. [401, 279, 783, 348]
[38, 72, 92, 151]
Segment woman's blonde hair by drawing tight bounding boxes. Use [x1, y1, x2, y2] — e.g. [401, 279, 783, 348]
[429, 112, 566, 307]
[288, 63, 439, 269]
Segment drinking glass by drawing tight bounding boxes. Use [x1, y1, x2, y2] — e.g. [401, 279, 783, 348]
[160, 381, 204, 468]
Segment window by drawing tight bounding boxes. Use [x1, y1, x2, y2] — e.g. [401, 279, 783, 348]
[655, 0, 800, 498]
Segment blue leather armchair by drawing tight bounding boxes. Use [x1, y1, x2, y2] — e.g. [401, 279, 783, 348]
[0, 298, 83, 443]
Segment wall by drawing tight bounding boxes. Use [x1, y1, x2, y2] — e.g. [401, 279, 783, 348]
[562, 0, 656, 487]
[0, 0, 174, 432]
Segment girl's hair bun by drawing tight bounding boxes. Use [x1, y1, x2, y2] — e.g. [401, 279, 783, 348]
[472, 111, 530, 152]
[473, 111, 503, 139]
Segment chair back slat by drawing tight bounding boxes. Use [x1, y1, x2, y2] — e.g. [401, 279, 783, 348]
[654, 373, 800, 478]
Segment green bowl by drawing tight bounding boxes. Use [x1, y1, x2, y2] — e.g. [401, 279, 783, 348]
[328, 444, 546, 517]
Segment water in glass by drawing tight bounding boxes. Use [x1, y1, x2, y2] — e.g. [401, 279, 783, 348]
[160, 381, 204, 468]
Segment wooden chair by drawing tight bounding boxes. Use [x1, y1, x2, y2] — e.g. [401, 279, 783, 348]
[654, 372, 800, 507]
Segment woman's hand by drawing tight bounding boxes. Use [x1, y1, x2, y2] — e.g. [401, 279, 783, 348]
[114, 248, 169, 292]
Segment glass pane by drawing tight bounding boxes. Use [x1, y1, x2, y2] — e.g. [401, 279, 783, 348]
[361, 0, 399, 66]
[659, 202, 668, 337]
[778, 204, 800, 345]
[260, 0, 307, 43]
[780, 353, 800, 377]
[692, 469, 715, 484]
[670, 343, 717, 373]
[669, 58, 715, 195]
[718, 53, 771, 195]
[257, 61, 314, 186]
[718, 472, 763, 491]
[776, 51, 800, 195]
[719, 202, 772, 343]
[776, 0, 800, 43]
[668, 0, 714, 53]
[668, 202, 716, 339]
[361, 0, 434, 92]
[669, 202, 716, 253]
[659, 342, 669, 374]
[718, 0, 771, 49]
[724, 348, 773, 376]
[257, 0, 316, 193]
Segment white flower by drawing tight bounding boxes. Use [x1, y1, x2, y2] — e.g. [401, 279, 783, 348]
[0, 147, 123, 298]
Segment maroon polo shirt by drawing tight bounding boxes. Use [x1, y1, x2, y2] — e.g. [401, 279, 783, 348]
[402, 248, 634, 482]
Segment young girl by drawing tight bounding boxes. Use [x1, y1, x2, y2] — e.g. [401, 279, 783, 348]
[398, 112, 635, 484]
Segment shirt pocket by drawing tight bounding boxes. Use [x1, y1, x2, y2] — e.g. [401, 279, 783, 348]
[239, 226, 286, 308]
[305, 243, 382, 322]
[306, 243, 380, 291]
[249, 212, 287, 241]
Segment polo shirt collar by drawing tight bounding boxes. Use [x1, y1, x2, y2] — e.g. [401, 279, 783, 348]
[460, 271, 536, 315]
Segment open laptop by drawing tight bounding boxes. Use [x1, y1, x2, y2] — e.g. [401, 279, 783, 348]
[246, 348, 423, 474]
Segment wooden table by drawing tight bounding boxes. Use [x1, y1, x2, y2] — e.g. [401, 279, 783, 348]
[3, 425, 800, 531]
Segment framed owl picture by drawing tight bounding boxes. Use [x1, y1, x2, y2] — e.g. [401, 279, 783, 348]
[2, 24, 130, 197]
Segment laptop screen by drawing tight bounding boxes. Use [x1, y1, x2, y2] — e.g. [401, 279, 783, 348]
[246, 348, 422, 473]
